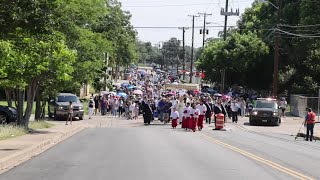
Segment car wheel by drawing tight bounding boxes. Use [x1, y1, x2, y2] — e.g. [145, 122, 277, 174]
[275, 119, 281, 126]
[79, 116, 83, 120]
[0, 113, 8, 124]
[48, 112, 53, 118]
[53, 110, 59, 120]
[249, 121, 255, 126]
[249, 117, 254, 126]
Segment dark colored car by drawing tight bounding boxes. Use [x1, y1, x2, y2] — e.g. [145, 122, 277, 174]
[0, 105, 17, 124]
[249, 98, 281, 126]
[48, 93, 84, 120]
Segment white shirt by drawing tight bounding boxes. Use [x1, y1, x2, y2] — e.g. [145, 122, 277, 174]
[183, 106, 191, 118]
[231, 103, 240, 112]
[279, 100, 287, 108]
[196, 104, 207, 115]
[130, 103, 136, 111]
[193, 108, 200, 118]
[170, 111, 179, 119]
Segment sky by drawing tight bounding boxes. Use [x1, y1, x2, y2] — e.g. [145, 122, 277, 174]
[120, 0, 255, 48]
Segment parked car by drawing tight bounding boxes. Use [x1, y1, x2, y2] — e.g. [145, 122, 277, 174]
[48, 93, 84, 120]
[0, 105, 17, 124]
[249, 98, 281, 126]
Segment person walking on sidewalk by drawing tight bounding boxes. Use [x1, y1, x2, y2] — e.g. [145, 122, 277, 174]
[66, 101, 73, 125]
[94, 95, 100, 115]
[304, 108, 316, 141]
[88, 98, 94, 119]
[279, 98, 287, 118]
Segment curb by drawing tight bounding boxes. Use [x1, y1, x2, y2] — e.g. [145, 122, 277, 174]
[296, 133, 320, 140]
[0, 125, 85, 174]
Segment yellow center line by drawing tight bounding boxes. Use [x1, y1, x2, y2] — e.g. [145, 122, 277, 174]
[198, 132, 314, 180]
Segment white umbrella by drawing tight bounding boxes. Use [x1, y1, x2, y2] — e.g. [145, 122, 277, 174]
[109, 92, 117, 96]
[214, 93, 222, 97]
[133, 90, 143, 95]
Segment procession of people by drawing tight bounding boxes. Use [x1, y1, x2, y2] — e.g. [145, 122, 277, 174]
[87, 66, 259, 131]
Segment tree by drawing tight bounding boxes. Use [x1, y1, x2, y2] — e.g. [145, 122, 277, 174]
[161, 38, 181, 68]
[197, 32, 269, 89]
[236, 0, 320, 94]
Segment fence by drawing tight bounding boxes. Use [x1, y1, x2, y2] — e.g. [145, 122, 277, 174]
[290, 94, 319, 118]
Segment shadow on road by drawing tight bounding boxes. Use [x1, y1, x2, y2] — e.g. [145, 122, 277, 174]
[0, 148, 19, 151]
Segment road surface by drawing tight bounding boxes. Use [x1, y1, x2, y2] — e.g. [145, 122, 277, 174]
[1, 120, 319, 180]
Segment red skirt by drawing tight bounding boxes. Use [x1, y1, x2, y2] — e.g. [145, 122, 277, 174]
[190, 117, 198, 131]
[182, 117, 190, 129]
[172, 119, 178, 128]
[198, 115, 205, 128]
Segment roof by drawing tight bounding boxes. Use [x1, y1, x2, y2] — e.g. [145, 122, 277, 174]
[58, 93, 77, 96]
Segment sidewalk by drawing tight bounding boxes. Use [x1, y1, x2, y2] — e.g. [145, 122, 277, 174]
[226, 115, 320, 140]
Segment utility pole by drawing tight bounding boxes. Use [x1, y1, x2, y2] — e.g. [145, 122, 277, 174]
[220, 1, 239, 92]
[272, 0, 280, 98]
[199, 12, 212, 47]
[178, 27, 189, 80]
[188, 15, 200, 83]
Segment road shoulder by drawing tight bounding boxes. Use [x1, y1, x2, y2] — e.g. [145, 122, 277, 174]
[0, 121, 85, 174]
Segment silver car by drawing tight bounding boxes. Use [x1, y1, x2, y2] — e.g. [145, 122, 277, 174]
[48, 93, 84, 120]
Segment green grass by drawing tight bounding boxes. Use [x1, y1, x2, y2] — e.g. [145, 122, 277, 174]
[29, 121, 54, 129]
[0, 125, 27, 141]
[0, 121, 54, 141]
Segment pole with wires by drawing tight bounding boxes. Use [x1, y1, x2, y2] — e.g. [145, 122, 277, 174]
[178, 27, 189, 80]
[220, 0, 239, 93]
[198, 12, 212, 47]
[272, 0, 281, 98]
[188, 15, 200, 83]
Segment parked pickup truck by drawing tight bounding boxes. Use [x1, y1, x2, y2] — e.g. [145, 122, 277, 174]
[48, 93, 84, 120]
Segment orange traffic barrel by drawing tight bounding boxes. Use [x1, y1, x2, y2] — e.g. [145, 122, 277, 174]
[215, 113, 225, 130]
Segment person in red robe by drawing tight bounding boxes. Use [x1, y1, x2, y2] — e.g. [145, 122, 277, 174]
[170, 108, 179, 129]
[196, 99, 207, 131]
[182, 103, 191, 130]
[190, 104, 200, 132]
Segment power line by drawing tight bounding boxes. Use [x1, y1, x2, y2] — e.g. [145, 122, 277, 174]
[122, 0, 253, 8]
[123, 2, 218, 7]
[133, 26, 236, 29]
[279, 24, 320, 28]
[276, 28, 320, 38]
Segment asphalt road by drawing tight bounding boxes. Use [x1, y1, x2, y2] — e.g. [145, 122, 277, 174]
[1, 121, 319, 180]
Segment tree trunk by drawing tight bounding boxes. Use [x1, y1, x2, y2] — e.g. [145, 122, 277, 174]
[13, 89, 18, 107]
[23, 77, 39, 128]
[115, 63, 119, 82]
[35, 87, 41, 121]
[176, 62, 179, 75]
[40, 98, 46, 119]
[4, 88, 12, 107]
[111, 66, 114, 80]
[17, 89, 24, 126]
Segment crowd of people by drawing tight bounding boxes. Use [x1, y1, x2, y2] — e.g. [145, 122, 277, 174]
[86, 67, 289, 130]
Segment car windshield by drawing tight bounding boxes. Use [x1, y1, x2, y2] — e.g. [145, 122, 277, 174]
[255, 100, 277, 109]
[57, 95, 79, 103]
